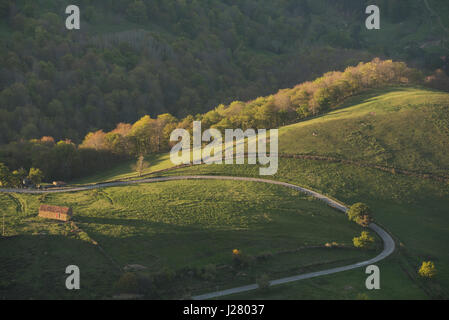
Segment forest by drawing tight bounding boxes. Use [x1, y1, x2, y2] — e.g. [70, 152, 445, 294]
[0, 0, 448, 182]
[1, 58, 448, 183]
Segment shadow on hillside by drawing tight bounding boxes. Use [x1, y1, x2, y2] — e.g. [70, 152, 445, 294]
[76, 215, 210, 233]
[0, 234, 120, 300]
[70, 153, 170, 185]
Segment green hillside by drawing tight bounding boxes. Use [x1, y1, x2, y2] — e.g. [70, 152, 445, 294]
[1, 0, 448, 144]
[68, 86, 449, 184]
[2, 86, 449, 299]
[0, 180, 374, 299]
[161, 158, 449, 299]
[279, 87, 449, 176]
[2, 0, 449, 303]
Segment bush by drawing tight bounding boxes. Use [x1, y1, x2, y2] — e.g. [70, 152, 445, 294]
[353, 231, 375, 249]
[347, 203, 373, 227]
[115, 272, 139, 294]
[153, 268, 176, 286]
[325, 241, 341, 248]
[232, 249, 250, 269]
[257, 274, 270, 291]
[137, 275, 158, 299]
[196, 264, 217, 281]
[28, 167, 43, 186]
[418, 261, 437, 279]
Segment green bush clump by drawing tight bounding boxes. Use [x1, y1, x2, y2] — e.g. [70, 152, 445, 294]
[232, 249, 251, 269]
[353, 231, 375, 249]
[194, 264, 217, 281]
[114, 272, 140, 294]
[418, 261, 437, 279]
[347, 203, 373, 227]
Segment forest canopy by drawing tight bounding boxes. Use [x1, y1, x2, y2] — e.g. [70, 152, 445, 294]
[0, 0, 448, 144]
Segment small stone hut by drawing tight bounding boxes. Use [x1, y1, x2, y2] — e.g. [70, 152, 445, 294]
[38, 204, 72, 221]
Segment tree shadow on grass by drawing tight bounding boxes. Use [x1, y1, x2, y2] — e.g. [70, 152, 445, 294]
[0, 234, 120, 299]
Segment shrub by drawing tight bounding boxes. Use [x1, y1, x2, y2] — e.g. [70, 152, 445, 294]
[28, 167, 44, 186]
[153, 268, 176, 286]
[418, 261, 437, 279]
[232, 249, 250, 268]
[257, 274, 270, 291]
[347, 203, 373, 227]
[353, 231, 375, 249]
[137, 275, 158, 299]
[325, 241, 341, 248]
[197, 264, 217, 281]
[115, 272, 140, 294]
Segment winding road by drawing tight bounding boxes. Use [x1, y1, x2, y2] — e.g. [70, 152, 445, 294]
[0, 175, 395, 300]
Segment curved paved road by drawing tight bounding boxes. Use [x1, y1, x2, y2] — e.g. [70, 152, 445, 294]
[0, 175, 395, 300]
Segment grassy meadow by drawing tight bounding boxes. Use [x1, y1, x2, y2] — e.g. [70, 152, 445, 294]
[0, 180, 374, 299]
[162, 158, 449, 299]
[278, 87, 449, 175]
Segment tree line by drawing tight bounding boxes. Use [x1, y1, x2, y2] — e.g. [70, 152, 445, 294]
[79, 59, 424, 156]
[0, 137, 124, 183]
[3, 58, 446, 183]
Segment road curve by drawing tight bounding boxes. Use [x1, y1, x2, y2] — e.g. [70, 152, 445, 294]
[0, 175, 395, 300]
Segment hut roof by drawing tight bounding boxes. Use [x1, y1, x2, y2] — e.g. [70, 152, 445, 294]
[39, 204, 71, 214]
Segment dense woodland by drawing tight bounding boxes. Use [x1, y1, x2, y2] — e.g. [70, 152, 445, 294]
[1, 58, 448, 184]
[0, 0, 448, 182]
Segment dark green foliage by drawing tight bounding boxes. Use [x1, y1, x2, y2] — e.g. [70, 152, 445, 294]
[0, 0, 446, 146]
[0, 139, 125, 182]
[126, 1, 147, 24]
[0, 162, 10, 187]
[232, 250, 252, 269]
[347, 203, 373, 226]
[0, 0, 11, 18]
[419, 261, 437, 279]
[114, 272, 139, 294]
[27, 167, 43, 186]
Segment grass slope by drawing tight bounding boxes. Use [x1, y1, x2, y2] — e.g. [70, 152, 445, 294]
[69, 87, 449, 185]
[278, 87, 449, 176]
[163, 158, 449, 299]
[70, 153, 175, 185]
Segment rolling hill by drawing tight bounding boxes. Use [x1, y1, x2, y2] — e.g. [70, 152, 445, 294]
[0, 179, 376, 299]
[278, 87, 449, 176]
[69, 86, 449, 184]
[150, 86, 449, 299]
